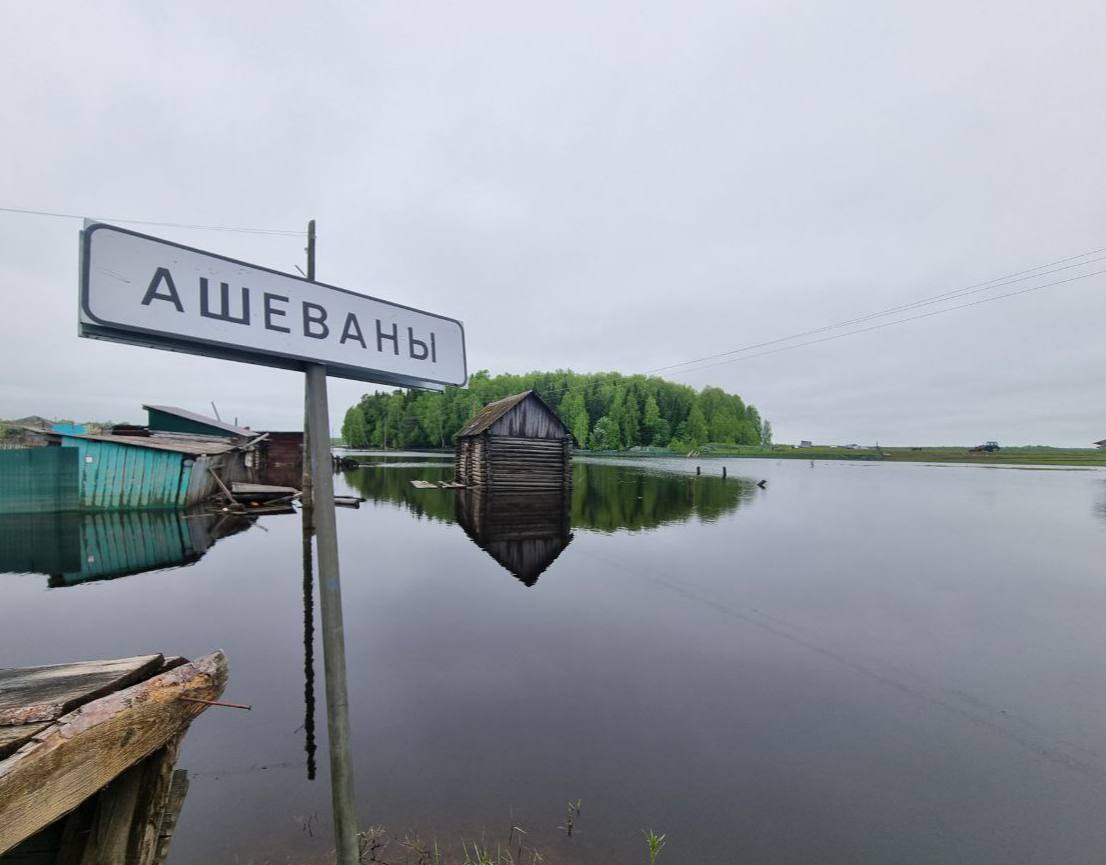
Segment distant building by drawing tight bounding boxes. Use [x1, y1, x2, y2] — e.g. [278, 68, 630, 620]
[455, 391, 574, 490]
[799, 440, 813, 448]
[1095, 439, 1106, 450]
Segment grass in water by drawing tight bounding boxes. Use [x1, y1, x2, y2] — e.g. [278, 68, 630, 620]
[349, 802, 661, 865]
[643, 829, 666, 865]
[357, 826, 551, 865]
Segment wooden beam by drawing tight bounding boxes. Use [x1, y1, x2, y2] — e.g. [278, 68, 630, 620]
[151, 771, 189, 865]
[0, 652, 227, 855]
[126, 737, 183, 865]
[77, 762, 143, 865]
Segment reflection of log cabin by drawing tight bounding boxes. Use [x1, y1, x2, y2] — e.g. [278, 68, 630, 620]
[454, 391, 573, 490]
[455, 489, 572, 586]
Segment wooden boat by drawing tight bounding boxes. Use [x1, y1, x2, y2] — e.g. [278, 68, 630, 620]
[0, 651, 227, 863]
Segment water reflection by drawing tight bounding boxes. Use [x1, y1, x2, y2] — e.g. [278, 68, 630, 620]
[455, 489, 573, 586]
[570, 460, 758, 530]
[4, 459, 1106, 863]
[0, 510, 254, 586]
[343, 458, 758, 533]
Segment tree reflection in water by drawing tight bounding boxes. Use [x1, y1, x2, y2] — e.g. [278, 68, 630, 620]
[343, 458, 759, 583]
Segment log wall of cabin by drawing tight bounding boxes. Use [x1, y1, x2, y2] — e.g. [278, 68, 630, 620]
[482, 435, 571, 490]
[455, 435, 572, 489]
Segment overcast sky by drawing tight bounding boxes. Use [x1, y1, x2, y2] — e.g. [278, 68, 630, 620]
[2, 2, 1104, 445]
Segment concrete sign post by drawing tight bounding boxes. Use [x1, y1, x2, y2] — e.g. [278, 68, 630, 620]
[80, 221, 467, 865]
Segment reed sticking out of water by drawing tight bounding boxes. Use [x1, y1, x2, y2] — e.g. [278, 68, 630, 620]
[357, 825, 549, 865]
[643, 829, 667, 865]
[559, 800, 582, 838]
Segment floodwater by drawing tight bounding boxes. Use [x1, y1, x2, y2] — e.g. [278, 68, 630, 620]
[3, 455, 1106, 864]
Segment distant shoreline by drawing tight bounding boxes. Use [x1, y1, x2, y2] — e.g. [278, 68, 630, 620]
[339, 445, 1106, 468]
[581, 445, 1106, 468]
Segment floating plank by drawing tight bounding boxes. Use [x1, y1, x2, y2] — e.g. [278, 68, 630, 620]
[0, 651, 227, 855]
[437, 481, 466, 489]
[409, 480, 440, 489]
[333, 497, 362, 508]
[230, 483, 300, 498]
[0, 655, 163, 727]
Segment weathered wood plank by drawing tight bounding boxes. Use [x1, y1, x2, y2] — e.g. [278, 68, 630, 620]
[54, 799, 96, 865]
[230, 483, 299, 496]
[127, 738, 182, 865]
[0, 652, 227, 855]
[151, 770, 189, 865]
[0, 724, 50, 760]
[78, 762, 143, 865]
[0, 656, 163, 727]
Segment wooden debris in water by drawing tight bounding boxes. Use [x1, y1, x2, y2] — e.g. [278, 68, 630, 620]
[230, 483, 299, 500]
[0, 654, 163, 726]
[0, 651, 228, 856]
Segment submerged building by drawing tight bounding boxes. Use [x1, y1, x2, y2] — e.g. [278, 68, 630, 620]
[454, 391, 574, 490]
[0, 404, 302, 514]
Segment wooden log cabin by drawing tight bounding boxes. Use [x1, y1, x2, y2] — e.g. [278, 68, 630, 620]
[454, 391, 574, 490]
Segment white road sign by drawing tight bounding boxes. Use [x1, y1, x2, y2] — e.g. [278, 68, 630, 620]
[79, 223, 467, 389]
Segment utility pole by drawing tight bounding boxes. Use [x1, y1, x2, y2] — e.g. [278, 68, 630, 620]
[302, 220, 359, 865]
[301, 220, 319, 785]
[302, 219, 317, 518]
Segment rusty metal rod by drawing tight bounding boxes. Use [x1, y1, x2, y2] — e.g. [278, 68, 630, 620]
[180, 697, 252, 711]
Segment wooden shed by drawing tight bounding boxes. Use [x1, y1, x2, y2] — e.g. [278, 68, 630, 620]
[454, 391, 573, 490]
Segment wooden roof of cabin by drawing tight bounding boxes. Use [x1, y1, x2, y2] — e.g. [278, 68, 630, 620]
[457, 390, 568, 438]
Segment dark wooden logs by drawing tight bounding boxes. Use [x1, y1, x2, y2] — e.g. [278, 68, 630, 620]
[456, 434, 572, 490]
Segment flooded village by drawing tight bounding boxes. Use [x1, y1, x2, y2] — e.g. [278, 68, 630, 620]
[5, 5, 1106, 864]
[5, 383, 1106, 864]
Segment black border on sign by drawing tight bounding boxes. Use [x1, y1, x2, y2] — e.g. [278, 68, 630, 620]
[79, 222, 468, 389]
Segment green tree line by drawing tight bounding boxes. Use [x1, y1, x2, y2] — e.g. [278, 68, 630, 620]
[342, 370, 769, 452]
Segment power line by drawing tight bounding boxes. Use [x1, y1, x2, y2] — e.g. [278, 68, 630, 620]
[0, 205, 305, 237]
[646, 246, 1106, 376]
[499, 246, 1106, 404]
[666, 266, 1106, 376]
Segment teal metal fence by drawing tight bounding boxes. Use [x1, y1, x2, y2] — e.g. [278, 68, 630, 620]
[59, 438, 191, 510]
[0, 448, 80, 514]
